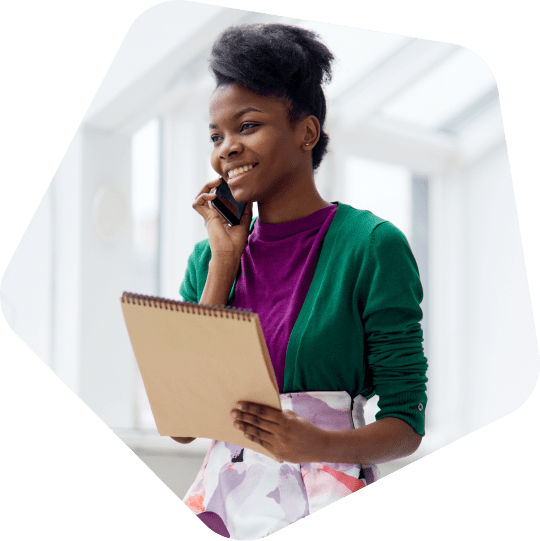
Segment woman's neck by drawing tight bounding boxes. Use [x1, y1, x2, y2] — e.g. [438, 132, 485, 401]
[257, 171, 331, 225]
[258, 196, 331, 224]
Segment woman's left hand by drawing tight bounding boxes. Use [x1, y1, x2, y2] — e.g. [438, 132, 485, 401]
[231, 401, 327, 463]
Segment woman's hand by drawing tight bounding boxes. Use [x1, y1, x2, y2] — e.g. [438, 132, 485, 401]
[231, 403, 423, 465]
[170, 437, 196, 444]
[193, 178, 253, 264]
[231, 401, 327, 464]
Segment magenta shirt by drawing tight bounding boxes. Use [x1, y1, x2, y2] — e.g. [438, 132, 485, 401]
[232, 205, 338, 391]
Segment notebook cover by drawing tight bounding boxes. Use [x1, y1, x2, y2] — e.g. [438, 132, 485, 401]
[121, 293, 281, 459]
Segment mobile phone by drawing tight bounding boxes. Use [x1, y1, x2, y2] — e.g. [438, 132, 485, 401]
[211, 178, 247, 226]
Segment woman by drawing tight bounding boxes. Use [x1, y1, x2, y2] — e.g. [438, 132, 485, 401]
[174, 23, 428, 539]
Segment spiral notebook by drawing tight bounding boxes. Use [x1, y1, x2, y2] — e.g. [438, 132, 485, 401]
[120, 292, 281, 458]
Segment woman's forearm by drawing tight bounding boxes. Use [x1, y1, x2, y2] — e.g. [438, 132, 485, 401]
[199, 257, 241, 306]
[317, 417, 422, 465]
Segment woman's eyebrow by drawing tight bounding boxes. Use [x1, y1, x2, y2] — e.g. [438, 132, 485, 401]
[209, 106, 264, 129]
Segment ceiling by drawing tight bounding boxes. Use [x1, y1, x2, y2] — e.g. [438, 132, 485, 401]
[85, 6, 502, 169]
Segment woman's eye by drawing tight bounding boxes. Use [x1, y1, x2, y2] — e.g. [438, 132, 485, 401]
[241, 123, 259, 132]
[210, 134, 222, 143]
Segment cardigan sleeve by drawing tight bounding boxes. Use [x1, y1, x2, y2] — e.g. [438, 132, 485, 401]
[360, 221, 428, 435]
[179, 251, 198, 303]
[179, 240, 211, 303]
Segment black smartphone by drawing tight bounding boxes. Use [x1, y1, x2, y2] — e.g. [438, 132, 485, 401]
[211, 178, 247, 226]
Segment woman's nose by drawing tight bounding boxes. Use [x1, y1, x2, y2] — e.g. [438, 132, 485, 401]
[219, 135, 243, 159]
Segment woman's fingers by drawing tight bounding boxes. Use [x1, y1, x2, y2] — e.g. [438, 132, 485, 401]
[192, 192, 216, 222]
[235, 421, 273, 442]
[231, 401, 326, 464]
[233, 402, 282, 423]
[232, 408, 279, 431]
[195, 177, 223, 199]
[193, 191, 230, 227]
[193, 191, 215, 209]
[170, 436, 196, 444]
[193, 180, 218, 207]
[193, 178, 251, 261]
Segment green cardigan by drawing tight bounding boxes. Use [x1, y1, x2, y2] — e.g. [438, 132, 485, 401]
[180, 203, 428, 435]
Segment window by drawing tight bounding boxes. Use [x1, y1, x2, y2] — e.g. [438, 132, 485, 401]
[131, 117, 162, 431]
[344, 155, 412, 240]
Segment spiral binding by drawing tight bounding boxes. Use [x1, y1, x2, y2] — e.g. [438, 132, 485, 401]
[121, 291, 253, 321]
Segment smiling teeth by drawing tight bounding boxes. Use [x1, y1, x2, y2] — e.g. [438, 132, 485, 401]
[228, 164, 254, 180]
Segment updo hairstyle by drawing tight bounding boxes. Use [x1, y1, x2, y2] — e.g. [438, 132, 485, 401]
[209, 24, 334, 170]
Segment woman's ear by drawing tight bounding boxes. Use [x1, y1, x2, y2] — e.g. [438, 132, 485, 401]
[300, 115, 321, 150]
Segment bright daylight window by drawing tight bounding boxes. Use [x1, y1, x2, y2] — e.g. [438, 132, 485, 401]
[344, 155, 412, 241]
[131, 117, 162, 431]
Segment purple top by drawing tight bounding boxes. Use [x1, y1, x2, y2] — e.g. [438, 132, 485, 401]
[232, 204, 338, 391]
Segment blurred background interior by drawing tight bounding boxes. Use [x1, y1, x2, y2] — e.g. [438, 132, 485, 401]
[2, 1, 538, 500]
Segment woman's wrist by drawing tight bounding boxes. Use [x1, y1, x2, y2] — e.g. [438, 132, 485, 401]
[199, 257, 240, 306]
[312, 428, 335, 463]
[209, 255, 241, 274]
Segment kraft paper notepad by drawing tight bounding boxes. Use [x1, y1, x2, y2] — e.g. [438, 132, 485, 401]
[120, 292, 281, 459]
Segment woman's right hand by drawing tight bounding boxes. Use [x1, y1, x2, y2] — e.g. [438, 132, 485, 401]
[170, 437, 196, 444]
[193, 178, 253, 265]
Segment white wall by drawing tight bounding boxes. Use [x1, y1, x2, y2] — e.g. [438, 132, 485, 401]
[77, 127, 136, 429]
[51, 134, 83, 392]
[427, 136, 540, 447]
[461, 142, 539, 434]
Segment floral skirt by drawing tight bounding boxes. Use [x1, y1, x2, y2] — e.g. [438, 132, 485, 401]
[183, 391, 379, 539]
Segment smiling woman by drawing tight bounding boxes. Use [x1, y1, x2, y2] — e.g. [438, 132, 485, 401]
[174, 23, 427, 540]
[208, 83, 326, 223]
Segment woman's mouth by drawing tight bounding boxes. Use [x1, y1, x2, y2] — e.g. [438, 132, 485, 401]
[227, 163, 257, 181]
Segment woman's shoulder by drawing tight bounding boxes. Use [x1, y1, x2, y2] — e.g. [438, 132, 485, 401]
[335, 203, 386, 229]
[333, 202, 403, 240]
[330, 203, 411, 256]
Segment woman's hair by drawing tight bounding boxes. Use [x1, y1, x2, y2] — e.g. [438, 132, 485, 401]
[209, 24, 334, 170]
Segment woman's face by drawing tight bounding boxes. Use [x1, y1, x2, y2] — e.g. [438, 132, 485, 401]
[209, 83, 307, 204]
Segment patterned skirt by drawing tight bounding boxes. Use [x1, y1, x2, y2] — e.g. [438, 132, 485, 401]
[183, 391, 380, 539]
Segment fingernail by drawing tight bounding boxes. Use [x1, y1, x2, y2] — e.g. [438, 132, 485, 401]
[231, 411, 238, 419]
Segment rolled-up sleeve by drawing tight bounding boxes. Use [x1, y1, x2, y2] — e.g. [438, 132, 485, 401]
[360, 221, 428, 435]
